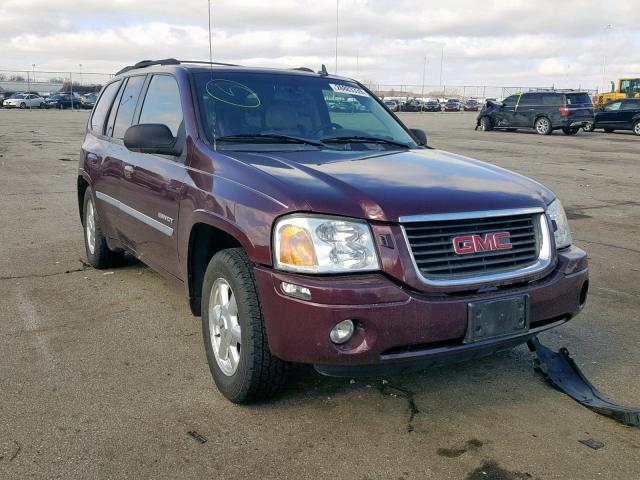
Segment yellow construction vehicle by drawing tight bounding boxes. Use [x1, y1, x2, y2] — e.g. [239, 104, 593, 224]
[594, 78, 640, 108]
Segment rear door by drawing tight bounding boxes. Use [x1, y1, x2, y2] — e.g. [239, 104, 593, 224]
[82, 79, 124, 240]
[513, 93, 537, 126]
[619, 100, 640, 128]
[116, 74, 186, 277]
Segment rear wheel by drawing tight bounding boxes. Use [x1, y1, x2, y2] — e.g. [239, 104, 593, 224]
[479, 116, 493, 131]
[39, 102, 45, 109]
[634, 121, 640, 136]
[583, 122, 595, 132]
[604, 128, 614, 133]
[83, 188, 124, 269]
[562, 127, 579, 135]
[534, 116, 552, 135]
[202, 248, 288, 403]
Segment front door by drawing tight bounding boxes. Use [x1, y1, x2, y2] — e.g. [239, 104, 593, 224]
[493, 95, 518, 127]
[116, 74, 187, 278]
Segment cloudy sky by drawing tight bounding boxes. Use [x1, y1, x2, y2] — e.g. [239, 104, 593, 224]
[1, 0, 638, 91]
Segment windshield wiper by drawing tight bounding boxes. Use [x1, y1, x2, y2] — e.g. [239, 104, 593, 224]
[320, 135, 412, 148]
[215, 134, 325, 147]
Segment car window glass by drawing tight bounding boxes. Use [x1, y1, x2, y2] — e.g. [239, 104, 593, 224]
[503, 95, 517, 107]
[566, 93, 592, 106]
[90, 80, 122, 133]
[604, 101, 622, 111]
[139, 75, 183, 136]
[112, 75, 146, 139]
[541, 94, 563, 106]
[622, 100, 639, 109]
[519, 94, 536, 106]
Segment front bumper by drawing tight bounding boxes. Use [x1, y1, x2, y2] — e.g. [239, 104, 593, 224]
[255, 247, 588, 375]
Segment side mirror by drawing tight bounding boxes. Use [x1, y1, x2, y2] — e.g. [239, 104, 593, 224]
[409, 128, 427, 146]
[124, 124, 182, 156]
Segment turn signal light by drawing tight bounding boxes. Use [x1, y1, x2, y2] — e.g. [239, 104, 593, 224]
[278, 225, 318, 268]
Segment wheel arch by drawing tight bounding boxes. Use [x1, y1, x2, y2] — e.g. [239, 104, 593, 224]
[186, 220, 246, 316]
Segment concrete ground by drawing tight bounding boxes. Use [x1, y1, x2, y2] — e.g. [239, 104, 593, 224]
[1, 110, 638, 480]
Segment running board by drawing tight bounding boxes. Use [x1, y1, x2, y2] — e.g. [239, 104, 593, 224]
[528, 337, 640, 427]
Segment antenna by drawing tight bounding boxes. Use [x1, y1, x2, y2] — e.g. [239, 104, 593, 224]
[207, 0, 217, 151]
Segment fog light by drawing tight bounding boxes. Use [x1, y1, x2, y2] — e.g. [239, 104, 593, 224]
[280, 281, 312, 300]
[330, 319, 355, 344]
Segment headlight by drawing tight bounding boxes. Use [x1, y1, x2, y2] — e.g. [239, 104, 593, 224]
[273, 215, 379, 273]
[546, 198, 572, 249]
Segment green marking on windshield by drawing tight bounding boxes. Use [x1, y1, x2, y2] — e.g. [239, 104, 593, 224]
[205, 79, 261, 108]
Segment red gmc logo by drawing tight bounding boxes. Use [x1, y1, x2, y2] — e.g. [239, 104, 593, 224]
[452, 232, 513, 255]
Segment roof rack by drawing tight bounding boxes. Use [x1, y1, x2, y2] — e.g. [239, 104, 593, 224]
[115, 58, 240, 76]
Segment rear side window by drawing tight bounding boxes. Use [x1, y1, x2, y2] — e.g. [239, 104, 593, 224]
[138, 75, 183, 136]
[622, 99, 640, 109]
[112, 75, 146, 139]
[90, 81, 121, 133]
[566, 93, 592, 106]
[541, 94, 564, 106]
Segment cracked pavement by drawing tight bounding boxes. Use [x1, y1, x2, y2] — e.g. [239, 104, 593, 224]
[1, 110, 639, 479]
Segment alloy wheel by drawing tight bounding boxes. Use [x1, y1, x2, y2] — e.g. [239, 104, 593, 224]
[208, 278, 241, 376]
[536, 118, 550, 134]
[85, 199, 96, 255]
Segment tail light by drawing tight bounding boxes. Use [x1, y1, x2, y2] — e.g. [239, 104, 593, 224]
[559, 106, 569, 117]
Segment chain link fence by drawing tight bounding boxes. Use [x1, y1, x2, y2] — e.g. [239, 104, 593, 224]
[362, 83, 599, 103]
[0, 69, 114, 97]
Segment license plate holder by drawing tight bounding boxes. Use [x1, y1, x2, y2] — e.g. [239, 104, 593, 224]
[464, 295, 530, 344]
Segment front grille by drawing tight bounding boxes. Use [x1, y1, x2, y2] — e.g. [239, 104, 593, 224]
[403, 213, 541, 280]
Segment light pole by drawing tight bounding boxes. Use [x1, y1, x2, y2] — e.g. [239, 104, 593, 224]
[32, 64, 36, 83]
[439, 45, 444, 90]
[420, 56, 427, 111]
[602, 24, 613, 93]
[79, 63, 83, 87]
[334, 0, 339, 74]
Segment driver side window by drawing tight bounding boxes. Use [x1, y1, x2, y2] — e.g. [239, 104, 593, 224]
[604, 101, 622, 111]
[503, 95, 518, 107]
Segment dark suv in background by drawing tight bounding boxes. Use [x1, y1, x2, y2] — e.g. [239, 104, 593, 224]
[78, 59, 588, 403]
[477, 91, 594, 135]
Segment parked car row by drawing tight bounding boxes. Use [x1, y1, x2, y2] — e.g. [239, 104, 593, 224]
[1, 91, 100, 109]
[476, 91, 639, 136]
[383, 97, 483, 112]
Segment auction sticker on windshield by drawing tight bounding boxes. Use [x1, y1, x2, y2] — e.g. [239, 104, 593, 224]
[329, 84, 369, 98]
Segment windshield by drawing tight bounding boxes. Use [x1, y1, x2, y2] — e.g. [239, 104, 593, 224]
[193, 72, 416, 151]
[11, 93, 25, 99]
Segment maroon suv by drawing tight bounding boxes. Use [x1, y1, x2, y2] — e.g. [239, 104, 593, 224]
[78, 59, 588, 403]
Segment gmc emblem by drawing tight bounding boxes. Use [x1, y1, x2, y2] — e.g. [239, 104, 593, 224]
[452, 232, 513, 255]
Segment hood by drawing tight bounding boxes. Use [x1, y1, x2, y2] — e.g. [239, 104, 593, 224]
[227, 148, 554, 222]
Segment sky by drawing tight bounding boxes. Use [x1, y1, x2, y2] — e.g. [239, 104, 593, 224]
[0, 0, 638, 92]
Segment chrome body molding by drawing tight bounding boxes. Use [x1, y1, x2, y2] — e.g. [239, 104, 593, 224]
[95, 191, 174, 237]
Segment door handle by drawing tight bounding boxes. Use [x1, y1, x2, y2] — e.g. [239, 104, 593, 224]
[123, 165, 134, 180]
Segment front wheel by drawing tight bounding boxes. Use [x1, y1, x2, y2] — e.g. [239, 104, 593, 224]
[634, 121, 640, 136]
[202, 248, 288, 403]
[583, 122, 595, 132]
[19, 102, 26, 109]
[479, 116, 493, 131]
[39, 102, 45, 109]
[535, 116, 552, 135]
[562, 127, 579, 135]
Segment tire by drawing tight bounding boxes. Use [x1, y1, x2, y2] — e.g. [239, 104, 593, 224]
[534, 116, 552, 135]
[202, 248, 288, 403]
[59, 104, 65, 110]
[634, 121, 640, 136]
[82, 188, 124, 269]
[583, 122, 595, 132]
[479, 116, 493, 131]
[39, 102, 45, 109]
[506, 128, 517, 132]
[562, 127, 579, 135]
[604, 128, 614, 133]
[19, 102, 26, 109]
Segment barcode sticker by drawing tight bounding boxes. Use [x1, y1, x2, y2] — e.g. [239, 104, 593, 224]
[329, 84, 369, 98]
